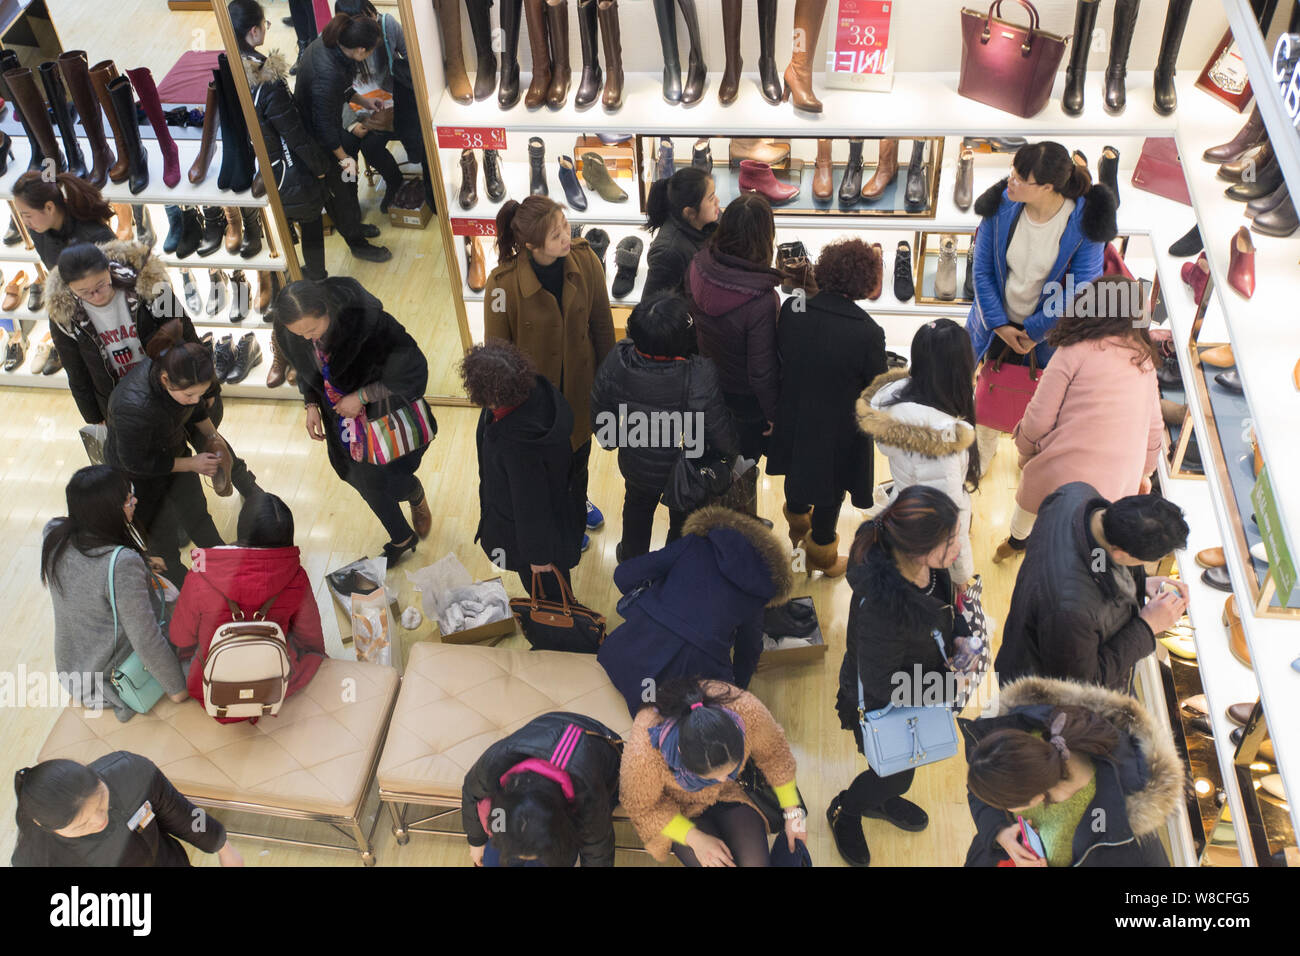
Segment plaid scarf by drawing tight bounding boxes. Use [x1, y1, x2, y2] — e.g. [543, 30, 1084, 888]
[316, 343, 367, 462]
[647, 707, 747, 792]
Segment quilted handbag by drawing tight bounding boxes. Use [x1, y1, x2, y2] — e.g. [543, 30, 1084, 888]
[364, 395, 438, 465]
[958, 1, 1067, 118]
[975, 345, 1040, 433]
[107, 547, 166, 715]
[1131, 137, 1192, 206]
[857, 630, 960, 777]
[510, 571, 606, 653]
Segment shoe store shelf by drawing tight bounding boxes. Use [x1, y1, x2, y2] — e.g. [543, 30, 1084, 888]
[155, 247, 285, 273]
[1222, 0, 1300, 202]
[0, 244, 41, 265]
[444, 155, 643, 226]
[430, 70, 1182, 139]
[208, 326, 295, 400]
[1151, 219, 1300, 848]
[0, 133, 268, 209]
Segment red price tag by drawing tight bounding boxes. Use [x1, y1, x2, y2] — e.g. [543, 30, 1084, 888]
[437, 126, 507, 151]
[451, 218, 497, 237]
[829, 1, 891, 76]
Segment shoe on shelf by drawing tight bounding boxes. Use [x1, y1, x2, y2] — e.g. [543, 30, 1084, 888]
[205, 270, 228, 317]
[41, 344, 62, 375]
[3, 219, 21, 246]
[1214, 368, 1243, 394]
[1195, 547, 1225, 569]
[227, 271, 250, 324]
[162, 205, 183, 253]
[611, 235, 643, 299]
[1226, 702, 1254, 727]
[2, 335, 25, 371]
[212, 333, 235, 381]
[893, 241, 914, 302]
[3, 270, 30, 311]
[580, 152, 627, 202]
[1223, 595, 1251, 669]
[827, 794, 871, 867]
[1167, 224, 1202, 257]
[1179, 252, 1209, 306]
[738, 159, 799, 204]
[1227, 226, 1255, 299]
[1199, 343, 1234, 368]
[585, 499, 604, 530]
[180, 268, 201, 315]
[27, 280, 42, 313]
[862, 796, 929, 832]
[224, 331, 262, 384]
[1250, 541, 1269, 563]
[1201, 565, 1232, 592]
[1160, 398, 1186, 426]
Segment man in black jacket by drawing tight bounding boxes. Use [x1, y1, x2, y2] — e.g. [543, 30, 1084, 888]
[997, 482, 1189, 691]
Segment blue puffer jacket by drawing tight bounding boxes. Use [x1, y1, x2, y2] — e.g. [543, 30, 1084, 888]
[966, 178, 1118, 367]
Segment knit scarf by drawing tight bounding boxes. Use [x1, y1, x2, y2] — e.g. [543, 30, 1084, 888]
[316, 344, 367, 462]
[647, 708, 746, 792]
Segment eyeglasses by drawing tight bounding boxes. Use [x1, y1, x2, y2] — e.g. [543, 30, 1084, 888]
[1007, 169, 1042, 188]
[72, 279, 112, 300]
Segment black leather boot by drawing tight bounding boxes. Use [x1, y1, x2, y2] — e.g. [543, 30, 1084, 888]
[904, 140, 927, 210]
[498, 0, 523, 108]
[197, 207, 227, 258]
[238, 208, 263, 259]
[484, 148, 506, 201]
[459, 148, 478, 209]
[1061, 0, 1099, 116]
[692, 139, 712, 173]
[575, 0, 602, 110]
[1104, 0, 1140, 114]
[39, 61, 87, 179]
[228, 270, 250, 324]
[1153, 0, 1194, 115]
[176, 207, 203, 260]
[528, 137, 547, 196]
[466, 0, 497, 101]
[225, 331, 262, 384]
[894, 241, 914, 301]
[676, 0, 707, 105]
[838, 138, 863, 206]
[558, 155, 588, 211]
[1098, 146, 1120, 207]
[756, 0, 782, 104]
[652, 0, 682, 103]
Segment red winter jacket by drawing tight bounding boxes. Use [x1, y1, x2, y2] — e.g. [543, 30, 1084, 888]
[169, 546, 326, 723]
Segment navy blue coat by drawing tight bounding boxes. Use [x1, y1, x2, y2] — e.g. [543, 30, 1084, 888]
[598, 506, 793, 715]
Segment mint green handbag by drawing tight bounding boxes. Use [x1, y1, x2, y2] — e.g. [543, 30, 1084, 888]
[107, 546, 166, 714]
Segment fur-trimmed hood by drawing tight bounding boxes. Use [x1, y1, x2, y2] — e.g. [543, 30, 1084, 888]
[682, 505, 794, 608]
[983, 676, 1187, 839]
[45, 239, 168, 334]
[243, 50, 289, 88]
[848, 540, 953, 635]
[973, 177, 1118, 244]
[856, 369, 975, 458]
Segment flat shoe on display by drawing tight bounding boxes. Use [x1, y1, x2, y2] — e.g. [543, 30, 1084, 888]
[1214, 369, 1243, 394]
[1201, 565, 1232, 592]
[1223, 595, 1251, 669]
[1168, 224, 1203, 257]
[580, 152, 627, 201]
[41, 345, 61, 375]
[3, 220, 21, 246]
[1226, 702, 1254, 726]
[893, 241, 914, 302]
[862, 796, 929, 832]
[1195, 547, 1225, 569]
[1199, 343, 1234, 367]
[738, 160, 799, 204]
[2, 336, 24, 371]
[838, 138, 864, 206]
[1227, 226, 1255, 298]
[2, 271, 29, 311]
[1159, 631, 1197, 660]
[557, 155, 588, 210]
[1180, 694, 1208, 717]
[1250, 541, 1268, 563]
[611, 235, 642, 298]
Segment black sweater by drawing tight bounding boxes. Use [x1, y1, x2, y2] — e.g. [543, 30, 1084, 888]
[105, 358, 208, 478]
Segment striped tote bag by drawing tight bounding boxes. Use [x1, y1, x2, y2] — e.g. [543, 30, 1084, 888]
[364, 396, 438, 465]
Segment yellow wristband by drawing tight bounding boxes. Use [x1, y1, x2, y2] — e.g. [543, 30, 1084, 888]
[773, 780, 800, 808]
[661, 814, 696, 845]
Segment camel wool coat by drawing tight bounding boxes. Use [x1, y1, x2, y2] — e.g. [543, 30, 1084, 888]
[619, 682, 797, 861]
[1013, 336, 1163, 515]
[483, 238, 616, 450]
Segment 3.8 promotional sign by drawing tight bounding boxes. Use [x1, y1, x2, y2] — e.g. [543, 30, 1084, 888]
[825, 0, 894, 92]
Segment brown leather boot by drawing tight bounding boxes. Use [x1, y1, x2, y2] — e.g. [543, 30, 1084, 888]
[466, 236, 487, 291]
[223, 207, 242, 254]
[729, 138, 789, 164]
[524, 0, 552, 108]
[782, 0, 828, 113]
[266, 329, 287, 388]
[58, 52, 114, 188]
[113, 204, 134, 241]
[434, 0, 473, 104]
[861, 138, 898, 200]
[813, 138, 833, 200]
[254, 271, 274, 312]
[546, 0, 571, 108]
[783, 504, 812, 550]
[597, 0, 623, 110]
[992, 538, 1025, 564]
[89, 60, 129, 184]
[206, 434, 234, 497]
[409, 483, 432, 540]
[4, 67, 63, 171]
[804, 533, 848, 577]
[188, 81, 219, 185]
[867, 242, 883, 300]
[719, 0, 743, 105]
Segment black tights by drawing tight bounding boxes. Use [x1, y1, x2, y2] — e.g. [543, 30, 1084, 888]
[840, 765, 915, 815]
[671, 802, 770, 868]
[785, 489, 845, 546]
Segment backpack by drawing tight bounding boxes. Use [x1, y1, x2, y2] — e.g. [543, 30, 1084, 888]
[198, 579, 292, 720]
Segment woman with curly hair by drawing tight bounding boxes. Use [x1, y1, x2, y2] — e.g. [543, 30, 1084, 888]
[993, 275, 1163, 563]
[767, 238, 887, 576]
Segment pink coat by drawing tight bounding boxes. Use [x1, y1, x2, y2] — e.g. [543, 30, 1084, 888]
[1013, 337, 1163, 514]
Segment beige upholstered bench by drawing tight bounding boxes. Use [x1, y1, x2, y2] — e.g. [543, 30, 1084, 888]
[37, 658, 399, 866]
[377, 641, 638, 850]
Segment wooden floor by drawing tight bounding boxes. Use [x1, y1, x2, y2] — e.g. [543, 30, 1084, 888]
[0, 1, 1029, 867]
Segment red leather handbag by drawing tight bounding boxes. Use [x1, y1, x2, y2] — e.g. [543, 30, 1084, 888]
[958, 1, 1068, 118]
[1131, 137, 1192, 206]
[975, 347, 1041, 434]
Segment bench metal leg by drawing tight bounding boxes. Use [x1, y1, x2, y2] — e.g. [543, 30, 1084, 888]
[387, 800, 410, 846]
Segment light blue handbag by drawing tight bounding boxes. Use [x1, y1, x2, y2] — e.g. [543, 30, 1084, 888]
[107, 546, 166, 714]
[856, 629, 960, 777]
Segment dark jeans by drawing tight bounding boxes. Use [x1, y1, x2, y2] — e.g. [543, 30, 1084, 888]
[517, 565, 572, 602]
[321, 158, 366, 247]
[297, 216, 326, 279]
[132, 471, 223, 585]
[620, 478, 687, 560]
[722, 390, 768, 462]
[571, 439, 592, 515]
[840, 762, 916, 815]
[346, 459, 423, 544]
[671, 802, 770, 868]
[785, 489, 845, 547]
[340, 126, 403, 194]
[287, 0, 317, 48]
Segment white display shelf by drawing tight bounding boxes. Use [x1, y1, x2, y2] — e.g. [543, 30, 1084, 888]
[0, 135, 267, 208]
[444, 156, 642, 225]
[156, 246, 283, 273]
[1133, 652, 1200, 867]
[432, 70, 1182, 138]
[0, 244, 40, 265]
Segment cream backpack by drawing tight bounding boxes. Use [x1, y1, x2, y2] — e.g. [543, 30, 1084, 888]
[198, 579, 292, 719]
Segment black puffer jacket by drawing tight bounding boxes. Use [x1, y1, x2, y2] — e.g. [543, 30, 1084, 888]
[643, 217, 714, 301]
[996, 481, 1153, 691]
[293, 37, 356, 153]
[31, 215, 115, 270]
[104, 357, 209, 478]
[460, 712, 623, 867]
[590, 340, 738, 494]
[245, 50, 329, 221]
[961, 677, 1185, 867]
[836, 542, 959, 730]
[475, 375, 585, 573]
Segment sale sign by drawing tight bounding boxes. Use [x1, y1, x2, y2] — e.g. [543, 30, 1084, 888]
[825, 0, 894, 92]
[450, 218, 497, 237]
[436, 126, 508, 151]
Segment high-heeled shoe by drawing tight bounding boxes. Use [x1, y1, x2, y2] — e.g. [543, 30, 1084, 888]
[382, 536, 418, 565]
[838, 138, 863, 206]
[0, 130, 12, 176]
[1227, 226, 1255, 299]
[1179, 252, 1209, 306]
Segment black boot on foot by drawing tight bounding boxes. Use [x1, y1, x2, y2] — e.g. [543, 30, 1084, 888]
[827, 794, 871, 867]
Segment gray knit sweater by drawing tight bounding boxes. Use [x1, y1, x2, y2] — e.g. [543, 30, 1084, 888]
[44, 521, 187, 720]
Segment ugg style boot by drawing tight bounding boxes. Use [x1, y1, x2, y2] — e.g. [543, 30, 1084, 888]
[783, 0, 828, 113]
[804, 534, 848, 577]
[783, 504, 812, 551]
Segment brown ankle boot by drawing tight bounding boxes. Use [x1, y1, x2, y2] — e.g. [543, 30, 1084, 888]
[783, 504, 812, 550]
[861, 139, 898, 200]
[992, 538, 1024, 564]
[223, 206, 242, 253]
[804, 534, 848, 577]
[410, 484, 432, 539]
[813, 138, 833, 199]
[267, 330, 287, 388]
[782, 0, 828, 113]
[113, 204, 134, 241]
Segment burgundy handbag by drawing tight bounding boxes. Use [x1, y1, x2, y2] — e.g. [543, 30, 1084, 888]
[1131, 137, 1192, 206]
[958, 1, 1068, 118]
[975, 347, 1041, 433]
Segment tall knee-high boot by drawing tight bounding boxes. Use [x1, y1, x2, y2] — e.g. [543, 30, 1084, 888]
[651, 0, 682, 104]
[466, 0, 497, 101]
[1153, 0, 1194, 115]
[676, 0, 706, 105]
[574, 0, 602, 109]
[783, 0, 828, 113]
[597, 0, 623, 110]
[523, 0, 552, 109]
[188, 81, 219, 185]
[719, 0, 742, 105]
[39, 61, 88, 179]
[1104, 0, 1140, 114]
[545, 0, 571, 108]
[211, 55, 254, 192]
[106, 75, 147, 193]
[58, 52, 114, 187]
[1061, 0, 1099, 116]
[3, 65, 64, 173]
[89, 60, 130, 183]
[125, 66, 179, 188]
[498, 0, 523, 108]
[434, 0, 473, 104]
[756, 0, 781, 104]
[0, 50, 44, 173]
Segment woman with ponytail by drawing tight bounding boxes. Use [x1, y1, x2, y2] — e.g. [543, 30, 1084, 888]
[619, 678, 804, 866]
[12, 171, 115, 269]
[484, 196, 616, 545]
[966, 140, 1118, 472]
[13, 755, 242, 866]
[642, 168, 720, 300]
[962, 677, 1185, 867]
[41, 465, 188, 723]
[827, 485, 964, 867]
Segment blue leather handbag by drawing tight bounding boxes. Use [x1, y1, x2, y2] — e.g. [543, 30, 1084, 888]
[856, 629, 959, 777]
